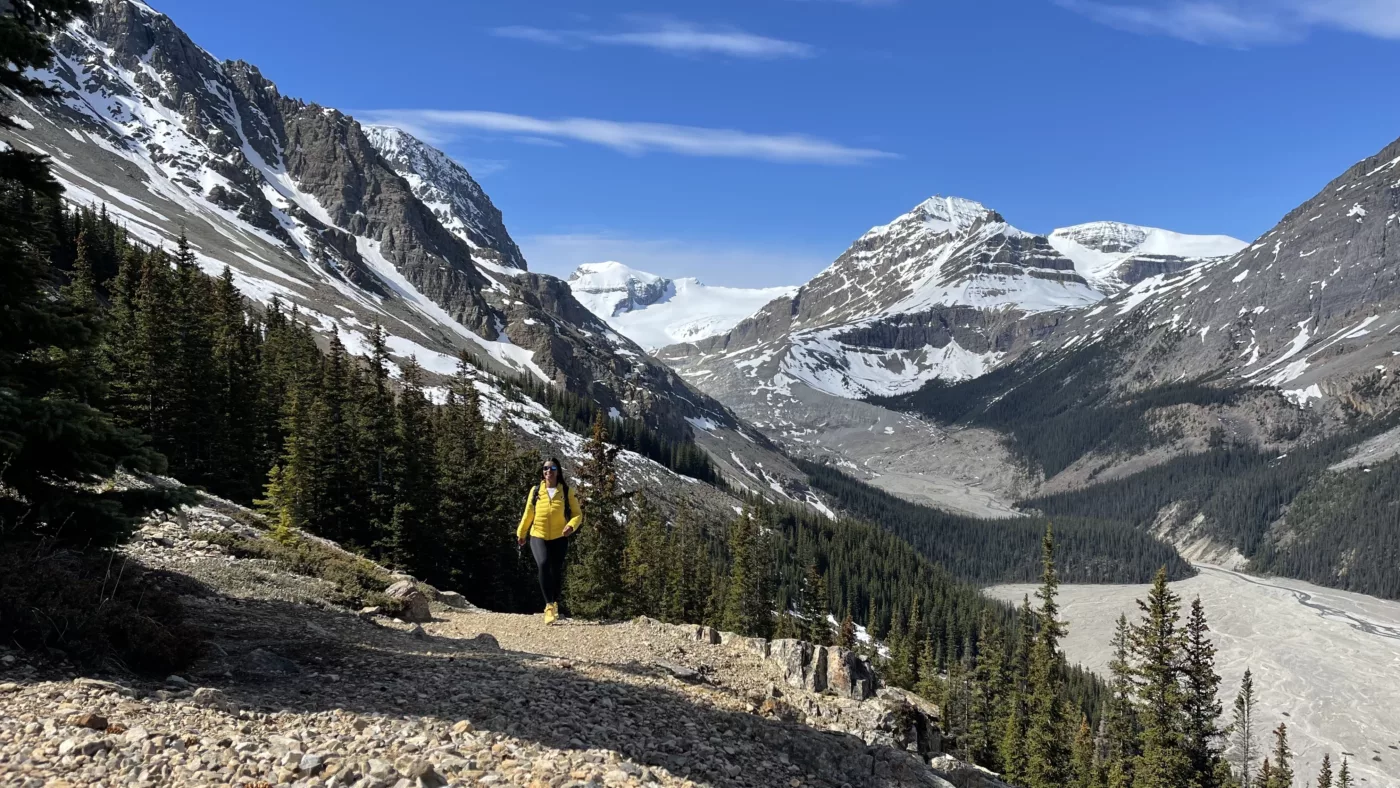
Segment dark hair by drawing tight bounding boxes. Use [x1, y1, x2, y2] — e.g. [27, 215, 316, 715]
[534, 457, 572, 521]
[544, 457, 568, 487]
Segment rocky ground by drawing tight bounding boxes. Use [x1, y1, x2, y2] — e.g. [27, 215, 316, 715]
[0, 498, 1005, 788]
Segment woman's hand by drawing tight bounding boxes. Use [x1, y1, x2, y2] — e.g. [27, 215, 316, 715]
[561, 526, 575, 537]
[518, 537, 527, 547]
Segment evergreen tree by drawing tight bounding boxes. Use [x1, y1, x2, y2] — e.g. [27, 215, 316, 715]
[1024, 525, 1070, 788]
[1336, 758, 1351, 788]
[1231, 669, 1259, 788]
[1000, 690, 1029, 786]
[799, 563, 832, 646]
[720, 510, 774, 638]
[1315, 753, 1332, 788]
[1102, 614, 1139, 788]
[1073, 714, 1099, 788]
[387, 359, 440, 579]
[353, 324, 397, 548]
[621, 493, 667, 619]
[207, 266, 261, 501]
[867, 595, 885, 641]
[913, 636, 939, 700]
[1266, 724, 1293, 788]
[969, 612, 1009, 769]
[1259, 759, 1273, 788]
[568, 413, 627, 618]
[838, 606, 857, 649]
[1183, 597, 1226, 787]
[434, 357, 499, 603]
[0, 186, 163, 546]
[1131, 567, 1190, 788]
[0, 0, 92, 195]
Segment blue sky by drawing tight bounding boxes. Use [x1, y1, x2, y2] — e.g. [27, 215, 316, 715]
[154, 0, 1400, 287]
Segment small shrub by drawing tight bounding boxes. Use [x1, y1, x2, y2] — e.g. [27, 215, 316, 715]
[0, 543, 201, 675]
[196, 530, 404, 614]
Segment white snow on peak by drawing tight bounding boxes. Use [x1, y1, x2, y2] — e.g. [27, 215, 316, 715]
[569, 262, 797, 352]
[1049, 221, 1247, 291]
[570, 261, 666, 290]
[913, 195, 995, 236]
[863, 195, 994, 241]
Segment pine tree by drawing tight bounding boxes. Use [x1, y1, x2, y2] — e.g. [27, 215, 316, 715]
[969, 612, 1009, 769]
[838, 606, 857, 650]
[914, 636, 939, 700]
[387, 358, 440, 579]
[621, 493, 667, 619]
[1131, 567, 1190, 788]
[1335, 758, 1351, 788]
[720, 510, 774, 638]
[1024, 525, 1070, 788]
[1102, 614, 1138, 788]
[799, 563, 832, 646]
[435, 357, 499, 602]
[867, 595, 885, 641]
[1258, 759, 1273, 788]
[1072, 714, 1098, 788]
[0, 184, 163, 546]
[1183, 597, 1226, 787]
[1267, 724, 1293, 788]
[999, 689, 1029, 786]
[207, 266, 261, 501]
[1231, 669, 1259, 788]
[568, 413, 627, 618]
[1315, 753, 1332, 788]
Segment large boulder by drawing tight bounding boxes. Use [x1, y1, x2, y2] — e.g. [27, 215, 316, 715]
[860, 688, 942, 758]
[769, 640, 828, 693]
[825, 646, 876, 700]
[385, 580, 432, 623]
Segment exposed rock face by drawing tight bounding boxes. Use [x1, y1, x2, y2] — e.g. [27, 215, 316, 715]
[825, 646, 876, 701]
[364, 125, 527, 271]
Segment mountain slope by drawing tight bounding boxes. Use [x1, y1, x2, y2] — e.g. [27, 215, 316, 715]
[0, 0, 796, 496]
[1048, 221, 1245, 293]
[568, 261, 797, 351]
[363, 124, 526, 272]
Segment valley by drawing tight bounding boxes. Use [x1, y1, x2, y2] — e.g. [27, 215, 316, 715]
[988, 566, 1400, 787]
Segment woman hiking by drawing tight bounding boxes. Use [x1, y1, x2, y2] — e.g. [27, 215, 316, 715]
[517, 458, 582, 624]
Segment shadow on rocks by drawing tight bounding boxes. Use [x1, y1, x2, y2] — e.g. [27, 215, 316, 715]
[162, 590, 945, 788]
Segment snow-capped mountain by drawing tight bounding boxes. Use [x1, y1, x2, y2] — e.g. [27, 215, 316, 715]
[660, 195, 1106, 419]
[363, 125, 526, 273]
[1035, 133, 1400, 410]
[1048, 221, 1246, 293]
[568, 261, 798, 351]
[0, 0, 793, 490]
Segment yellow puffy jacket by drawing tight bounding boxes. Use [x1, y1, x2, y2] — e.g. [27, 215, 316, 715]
[517, 482, 583, 541]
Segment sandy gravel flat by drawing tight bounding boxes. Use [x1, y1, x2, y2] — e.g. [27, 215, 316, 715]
[988, 566, 1400, 787]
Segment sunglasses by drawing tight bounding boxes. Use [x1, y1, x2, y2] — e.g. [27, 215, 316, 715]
[542, 466, 560, 473]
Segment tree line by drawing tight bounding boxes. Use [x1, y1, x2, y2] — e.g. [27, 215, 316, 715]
[797, 459, 1193, 585]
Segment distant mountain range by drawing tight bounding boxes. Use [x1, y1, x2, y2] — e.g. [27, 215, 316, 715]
[567, 261, 797, 351]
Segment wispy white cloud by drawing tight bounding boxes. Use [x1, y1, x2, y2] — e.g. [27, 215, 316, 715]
[357, 110, 897, 166]
[521, 232, 826, 288]
[492, 17, 814, 59]
[1057, 0, 1400, 45]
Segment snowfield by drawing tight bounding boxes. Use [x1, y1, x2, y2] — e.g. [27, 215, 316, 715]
[568, 261, 797, 351]
[987, 566, 1400, 787]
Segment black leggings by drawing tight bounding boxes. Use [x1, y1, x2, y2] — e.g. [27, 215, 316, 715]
[529, 535, 570, 606]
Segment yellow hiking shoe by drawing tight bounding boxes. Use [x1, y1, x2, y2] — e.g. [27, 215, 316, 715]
[544, 603, 558, 625]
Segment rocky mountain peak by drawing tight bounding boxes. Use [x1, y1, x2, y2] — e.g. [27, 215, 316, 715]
[363, 125, 527, 271]
[864, 195, 1000, 243]
[568, 261, 675, 317]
